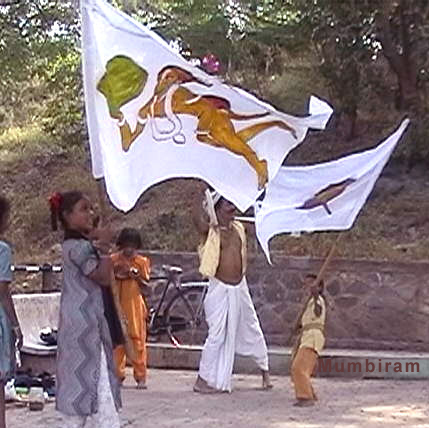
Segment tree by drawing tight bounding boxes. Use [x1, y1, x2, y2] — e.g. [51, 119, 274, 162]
[375, 0, 429, 114]
[285, 0, 428, 166]
[2, 0, 427, 165]
[0, 0, 81, 139]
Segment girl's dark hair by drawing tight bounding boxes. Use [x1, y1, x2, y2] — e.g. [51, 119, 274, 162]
[116, 228, 142, 249]
[0, 195, 11, 231]
[49, 191, 85, 231]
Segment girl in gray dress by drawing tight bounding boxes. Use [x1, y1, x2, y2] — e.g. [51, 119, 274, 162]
[0, 195, 22, 428]
[49, 191, 122, 428]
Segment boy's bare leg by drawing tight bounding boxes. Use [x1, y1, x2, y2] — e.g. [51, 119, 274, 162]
[262, 370, 273, 390]
[193, 376, 221, 394]
[0, 381, 5, 428]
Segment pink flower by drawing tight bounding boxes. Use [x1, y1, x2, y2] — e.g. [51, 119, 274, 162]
[202, 53, 221, 74]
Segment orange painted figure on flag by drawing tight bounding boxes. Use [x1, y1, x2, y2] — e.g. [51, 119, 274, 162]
[111, 228, 151, 389]
[82, 0, 334, 213]
[97, 57, 297, 189]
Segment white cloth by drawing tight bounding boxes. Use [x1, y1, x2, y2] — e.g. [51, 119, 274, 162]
[59, 347, 121, 428]
[202, 189, 221, 226]
[198, 276, 268, 392]
[81, 0, 333, 212]
[255, 119, 410, 262]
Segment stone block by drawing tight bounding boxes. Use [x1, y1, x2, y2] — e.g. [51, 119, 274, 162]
[144, 251, 429, 351]
[335, 296, 359, 309]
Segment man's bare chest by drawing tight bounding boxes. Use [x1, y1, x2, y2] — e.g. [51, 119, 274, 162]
[219, 228, 242, 251]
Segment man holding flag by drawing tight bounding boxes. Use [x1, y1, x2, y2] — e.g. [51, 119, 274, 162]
[192, 189, 272, 393]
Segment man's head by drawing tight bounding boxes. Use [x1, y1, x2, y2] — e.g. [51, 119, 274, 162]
[156, 66, 210, 94]
[215, 197, 236, 225]
[304, 273, 324, 297]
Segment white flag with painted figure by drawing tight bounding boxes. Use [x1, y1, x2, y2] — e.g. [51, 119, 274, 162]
[255, 119, 410, 262]
[81, 0, 333, 212]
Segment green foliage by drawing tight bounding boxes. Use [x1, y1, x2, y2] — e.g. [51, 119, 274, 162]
[0, 124, 57, 163]
[1, 0, 428, 164]
[41, 48, 83, 143]
[0, 0, 82, 142]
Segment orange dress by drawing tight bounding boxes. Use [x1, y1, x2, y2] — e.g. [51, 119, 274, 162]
[111, 252, 150, 382]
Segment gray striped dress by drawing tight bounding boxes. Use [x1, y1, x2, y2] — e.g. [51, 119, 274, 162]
[0, 240, 15, 382]
[56, 238, 121, 416]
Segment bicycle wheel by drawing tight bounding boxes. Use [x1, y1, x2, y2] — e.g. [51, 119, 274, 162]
[163, 285, 208, 347]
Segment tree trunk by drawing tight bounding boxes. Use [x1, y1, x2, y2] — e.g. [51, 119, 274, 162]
[341, 111, 358, 141]
[377, 1, 420, 113]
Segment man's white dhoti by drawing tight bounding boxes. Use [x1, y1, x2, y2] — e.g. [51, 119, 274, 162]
[198, 276, 269, 392]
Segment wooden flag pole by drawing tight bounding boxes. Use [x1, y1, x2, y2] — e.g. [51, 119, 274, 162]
[96, 179, 136, 361]
[96, 179, 107, 219]
[287, 233, 343, 358]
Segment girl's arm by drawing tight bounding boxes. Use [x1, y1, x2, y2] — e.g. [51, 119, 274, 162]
[88, 226, 115, 287]
[0, 243, 23, 348]
[130, 267, 150, 291]
[0, 283, 23, 348]
[69, 237, 113, 287]
[130, 258, 151, 297]
[113, 262, 131, 280]
[88, 256, 113, 287]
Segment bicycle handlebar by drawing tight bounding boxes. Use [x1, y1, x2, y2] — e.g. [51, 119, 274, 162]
[12, 264, 62, 273]
[12, 263, 184, 277]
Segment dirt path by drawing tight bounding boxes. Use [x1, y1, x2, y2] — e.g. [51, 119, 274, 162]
[6, 369, 429, 427]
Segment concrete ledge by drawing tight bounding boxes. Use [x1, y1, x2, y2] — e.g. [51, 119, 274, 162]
[20, 353, 56, 374]
[147, 343, 429, 379]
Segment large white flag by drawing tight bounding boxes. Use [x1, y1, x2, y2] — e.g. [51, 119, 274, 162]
[255, 119, 410, 262]
[81, 0, 333, 212]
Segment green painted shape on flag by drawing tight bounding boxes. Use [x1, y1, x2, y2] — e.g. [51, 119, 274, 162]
[97, 55, 148, 116]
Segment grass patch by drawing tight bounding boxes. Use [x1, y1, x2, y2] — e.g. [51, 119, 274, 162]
[2, 125, 428, 265]
[0, 125, 60, 163]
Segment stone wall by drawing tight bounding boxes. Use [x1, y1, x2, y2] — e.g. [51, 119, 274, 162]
[146, 251, 429, 351]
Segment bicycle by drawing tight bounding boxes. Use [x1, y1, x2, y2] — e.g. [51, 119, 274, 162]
[13, 263, 210, 347]
[147, 265, 209, 347]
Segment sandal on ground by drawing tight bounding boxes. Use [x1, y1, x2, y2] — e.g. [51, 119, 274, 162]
[293, 399, 315, 407]
[136, 381, 147, 390]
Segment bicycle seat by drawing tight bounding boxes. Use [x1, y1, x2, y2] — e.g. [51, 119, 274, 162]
[162, 265, 183, 275]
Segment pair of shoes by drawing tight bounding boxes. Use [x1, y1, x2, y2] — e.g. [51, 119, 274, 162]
[293, 399, 315, 407]
[136, 381, 147, 390]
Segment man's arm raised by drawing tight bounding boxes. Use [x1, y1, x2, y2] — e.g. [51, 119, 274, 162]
[192, 191, 210, 236]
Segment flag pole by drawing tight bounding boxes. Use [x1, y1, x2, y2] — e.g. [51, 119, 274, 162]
[96, 179, 107, 220]
[287, 233, 343, 357]
[96, 178, 136, 361]
[234, 216, 255, 223]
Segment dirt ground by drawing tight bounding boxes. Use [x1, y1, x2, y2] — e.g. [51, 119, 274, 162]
[5, 369, 429, 428]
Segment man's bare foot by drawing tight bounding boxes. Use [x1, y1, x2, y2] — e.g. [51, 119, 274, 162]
[293, 399, 315, 407]
[193, 376, 220, 394]
[261, 370, 273, 390]
[136, 380, 147, 390]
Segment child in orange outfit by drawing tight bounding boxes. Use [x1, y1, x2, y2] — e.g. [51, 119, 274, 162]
[111, 228, 150, 389]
